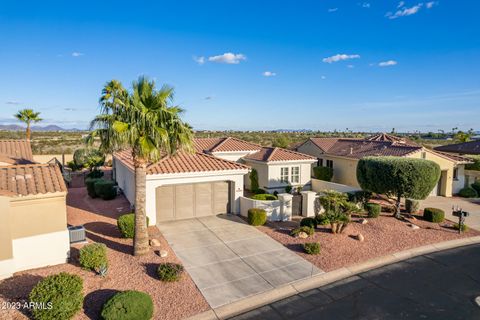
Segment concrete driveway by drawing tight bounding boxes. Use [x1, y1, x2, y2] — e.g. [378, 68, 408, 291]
[421, 196, 480, 230]
[158, 215, 323, 308]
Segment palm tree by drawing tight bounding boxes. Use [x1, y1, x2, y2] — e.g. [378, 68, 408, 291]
[14, 109, 42, 140]
[88, 76, 194, 256]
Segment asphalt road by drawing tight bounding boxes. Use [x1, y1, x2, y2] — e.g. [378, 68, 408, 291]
[230, 244, 480, 320]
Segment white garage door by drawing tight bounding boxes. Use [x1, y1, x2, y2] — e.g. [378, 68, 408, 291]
[156, 182, 230, 222]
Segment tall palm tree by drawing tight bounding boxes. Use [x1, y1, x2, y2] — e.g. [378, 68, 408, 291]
[88, 76, 194, 256]
[14, 109, 42, 140]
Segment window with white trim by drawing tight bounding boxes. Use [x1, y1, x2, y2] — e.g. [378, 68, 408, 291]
[291, 166, 300, 184]
[280, 167, 289, 183]
[326, 160, 333, 169]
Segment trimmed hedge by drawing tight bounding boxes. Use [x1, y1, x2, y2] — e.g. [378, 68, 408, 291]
[453, 223, 468, 232]
[252, 193, 277, 201]
[79, 243, 108, 272]
[285, 185, 292, 193]
[291, 226, 314, 237]
[29, 272, 83, 320]
[247, 208, 267, 226]
[85, 178, 102, 198]
[101, 290, 153, 320]
[405, 199, 420, 214]
[253, 188, 267, 194]
[94, 180, 117, 200]
[366, 203, 381, 218]
[157, 263, 184, 282]
[471, 181, 480, 195]
[117, 214, 149, 239]
[458, 187, 478, 198]
[86, 169, 104, 179]
[423, 207, 445, 223]
[300, 217, 318, 229]
[313, 166, 333, 181]
[303, 242, 321, 255]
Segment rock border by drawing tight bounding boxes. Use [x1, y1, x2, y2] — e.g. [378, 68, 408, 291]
[187, 236, 480, 320]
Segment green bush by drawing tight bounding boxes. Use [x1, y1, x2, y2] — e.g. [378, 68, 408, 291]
[465, 155, 480, 171]
[366, 203, 381, 218]
[453, 223, 468, 232]
[347, 190, 372, 205]
[79, 243, 108, 271]
[247, 208, 267, 226]
[471, 181, 480, 195]
[313, 166, 333, 181]
[253, 188, 267, 194]
[285, 185, 292, 193]
[85, 178, 101, 198]
[315, 214, 330, 226]
[291, 226, 314, 237]
[423, 207, 445, 223]
[29, 272, 83, 320]
[74, 148, 105, 170]
[405, 199, 420, 214]
[101, 290, 153, 320]
[249, 168, 259, 191]
[300, 217, 318, 229]
[252, 193, 277, 201]
[117, 214, 149, 238]
[157, 263, 184, 282]
[86, 169, 104, 179]
[303, 242, 321, 255]
[458, 187, 478, 198]
[94, 180, 117, 200]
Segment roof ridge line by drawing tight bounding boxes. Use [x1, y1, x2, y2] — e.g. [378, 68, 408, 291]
[266, 147, 278, 162]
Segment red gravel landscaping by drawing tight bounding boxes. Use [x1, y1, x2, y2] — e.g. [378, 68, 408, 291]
[0, 187, 209, 320]
[257, 213, 480, 272]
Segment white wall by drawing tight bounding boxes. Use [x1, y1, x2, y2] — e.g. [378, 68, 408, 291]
[11, 229, 69, 273]
[113, 158, 135, 206]
[211, 151, 257, 162]
[453, 165, 466, 194]
[145, 170, 247, 225]
[240, 196, 283, 221]
[267, 161, 314, 192]
[311, 178, 361, 194]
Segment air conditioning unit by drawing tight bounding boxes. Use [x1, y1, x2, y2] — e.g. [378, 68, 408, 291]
[68, 225, 86, 243]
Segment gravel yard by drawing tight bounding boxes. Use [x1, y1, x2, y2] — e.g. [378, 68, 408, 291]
[0, 187, 209, 320]
[256, 213, 480, 272]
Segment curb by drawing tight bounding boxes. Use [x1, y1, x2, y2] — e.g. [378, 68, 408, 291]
[186, 236, 480, 320]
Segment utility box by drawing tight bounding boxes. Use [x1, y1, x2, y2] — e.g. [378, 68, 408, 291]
[68, 225, 86, 243]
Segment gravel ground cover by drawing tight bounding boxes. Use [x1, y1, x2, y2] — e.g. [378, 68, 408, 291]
[256, 212, 480, 272]
[0, 187, 209, 320]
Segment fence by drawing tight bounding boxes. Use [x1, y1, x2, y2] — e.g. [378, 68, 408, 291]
[311, 178, 361, 194]
[240, 196, 286, 221]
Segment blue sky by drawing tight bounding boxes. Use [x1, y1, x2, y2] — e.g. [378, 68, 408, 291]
[0, 1, 479, 132]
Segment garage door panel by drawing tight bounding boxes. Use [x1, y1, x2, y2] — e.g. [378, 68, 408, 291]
[175, 184, 195, 219]
[195, 183, 213, 217]
[156, 186, 175, 222]
[213, 182, 229, 214]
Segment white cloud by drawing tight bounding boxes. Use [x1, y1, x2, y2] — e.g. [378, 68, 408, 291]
[208, 52, 246, 64]
[347, 64, 355, 68]
[193, 56, 205, 65]
[5, 100, 20, 105]
[397, 1, 405, 8]
[378, 60, 398, 67]
[321, 75, 327, 80]
[387, 3, 423, 19]
[204, 96, 213, 100]
[426, 1, 436, 9]
[328, 8, 338, 12]
[71, 52, 84, 57]
[361, 3, 371, 8]
[322, 54, 360, 63]
[262, 71, 276, 77]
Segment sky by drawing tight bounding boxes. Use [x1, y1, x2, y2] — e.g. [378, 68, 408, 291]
[0, 0, 479, 132]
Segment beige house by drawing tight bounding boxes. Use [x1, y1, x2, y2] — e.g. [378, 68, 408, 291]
[0, 140, 69, 280]
[297, 134, 471, 197]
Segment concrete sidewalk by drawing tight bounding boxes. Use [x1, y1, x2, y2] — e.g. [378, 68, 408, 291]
[158, 215, 322, 308]
[421, 196, 480, 230]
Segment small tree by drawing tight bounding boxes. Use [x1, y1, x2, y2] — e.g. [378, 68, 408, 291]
[14, 108, 42, 140]
[357, 157, 440, 219]
[249, 168, 259, 191]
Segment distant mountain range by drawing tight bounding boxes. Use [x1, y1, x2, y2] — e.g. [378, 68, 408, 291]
[0, 124, 84, 132]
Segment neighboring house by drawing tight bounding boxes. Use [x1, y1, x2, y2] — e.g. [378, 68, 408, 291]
[0, 163, 69, 279]
[113, 137, 316, 224]
[297, 133, 471, 197]
[0, 139, 36, 166]
[434, 140, 480, 155]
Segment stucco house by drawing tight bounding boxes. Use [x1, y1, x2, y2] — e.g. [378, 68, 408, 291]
[297, 133, 471, 197]
[113, 137, 316, 224]
[0, 140, 69, 279]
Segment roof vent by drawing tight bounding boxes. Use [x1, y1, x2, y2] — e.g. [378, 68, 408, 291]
[15, 175, 25, 180]
[350, 147, 353, 155]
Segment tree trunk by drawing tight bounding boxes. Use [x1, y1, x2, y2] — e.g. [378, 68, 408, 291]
[133, 157, 149, 256]
[394, 194, 402, 219]
[26, 123, 31, 140]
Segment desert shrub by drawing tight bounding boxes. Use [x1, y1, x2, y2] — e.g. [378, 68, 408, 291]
[74, 148, 105, 169]
[465, 155, 480, 171]
[300, 217, 318, 229]
[471, 181, 480, 195]
[458, 187, 478, 198]
[252, 188, 266, 194]
[290, 226, 314, 237]
[249, 168, 259, 191]
[315, 214, 330, 226]
[94, 180, 117, 200]
[157, 263, 184, 282]
[79, 243, 108, 272]
[29, 272, 83, 320]
[86, 169, 104, 179]
[325, 209, 350, 233]
[117, 213, 149, 239]
[101, 290, 153, 320]
[252, 193, 277, 201]
[453, 223, 468, 232]
[66, 160, 81, 171]
[247, 208, 267, 226]
[303, 242, 321, 255]
[366, 203, 381, 218]
[405, 199, 420, 213]
[313, 166, 333, 181]
[285, 185, 292, 193]
[423, 207, 445, 223]
[85, 178, 101, 198]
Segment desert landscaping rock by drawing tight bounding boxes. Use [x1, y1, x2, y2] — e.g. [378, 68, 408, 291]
[298, 232, 309, 239]
[356, 234, 365, 242]
[160, 250, 168, 257]
[360, 218, 368, 225]
[410, 224, 420, 230]
[150, 238, 161, 246]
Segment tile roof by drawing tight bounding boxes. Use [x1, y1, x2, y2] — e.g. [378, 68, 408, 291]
[114, 149, 249, 175]
[194, 137, 262, 153]
[0, 163, 67, 197]
[244, 147, 316, 162]
[0, 140, 35, 165]
[430, 150, 473, 164]
[367, 133, 420, 147]
[434, 140, 480, 155]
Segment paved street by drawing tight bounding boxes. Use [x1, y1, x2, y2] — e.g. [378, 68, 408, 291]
[230, 244, 480, 320]
[421, 196, 480, 230]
